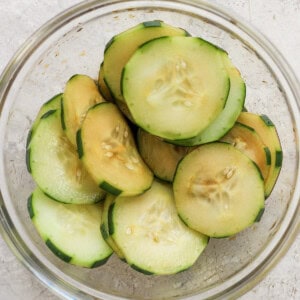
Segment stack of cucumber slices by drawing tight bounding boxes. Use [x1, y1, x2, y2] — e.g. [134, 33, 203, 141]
[26, 20, 282, 275]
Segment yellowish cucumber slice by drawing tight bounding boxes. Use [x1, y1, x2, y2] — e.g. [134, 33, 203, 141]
[103, 20, 189, 103]
[77, 102, 153, 196]
[27, 109, 105, 204]
[238, 112, 282, 197]
[108, 180, 208, 275]
[28, 188, 112, 268]
[137, 129, 195, 182]
[170, 53, 245, 145]
[98, 62, 114, 102]
[122, 36, 230, 140]
[100, 194, 125, 259]
[62, 74, 105, 146]
[220, 122, 271, 183]
[174, 142, 265, 238]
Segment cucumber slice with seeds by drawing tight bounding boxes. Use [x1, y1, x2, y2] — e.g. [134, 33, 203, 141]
[122, 36, 230, 140]
[220, 122, 271, 183]
[28, 188, 112, 268]
[237, 112, 282, 197]
[174, 142, 265, 237]
[170, 53, 245, 145]
[108, 180, 208, 275]
[103, 20, 189, 103]
[77, 102, 153, 196]
[62, 74, 105, 146]
[27, 108, 105, 204]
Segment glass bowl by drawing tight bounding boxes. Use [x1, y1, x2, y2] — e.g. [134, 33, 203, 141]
[0, 0, 299, 299]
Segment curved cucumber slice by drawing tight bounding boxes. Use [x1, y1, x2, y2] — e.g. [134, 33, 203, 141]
[28, 188, 112, 268]
[137, 129, 195, 182]
[220, 122, 271, 183]
[238, 112, 282, 197]
[62, 74, 105, 146]
[103, 20, 189, 103]
[77, 102, 153, 196]
[170, 54, 245, 145]
[174, 142, 265, 237]
[108, 180, 208, 275]
[122, 36, 230, 140]
[27, 109, 105, 204]
[100, 195, 125, 259]
[98, 62, 114, 102]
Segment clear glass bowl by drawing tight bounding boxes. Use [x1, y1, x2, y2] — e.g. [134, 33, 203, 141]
[0, 0, 299, 299]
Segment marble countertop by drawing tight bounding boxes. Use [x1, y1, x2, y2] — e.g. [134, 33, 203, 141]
[0, 0, 299, 299]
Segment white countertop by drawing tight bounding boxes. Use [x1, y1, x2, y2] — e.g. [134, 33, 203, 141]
[0, 0, 299, 299]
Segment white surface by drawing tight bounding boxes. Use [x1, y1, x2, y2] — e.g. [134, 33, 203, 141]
[0, 0, 299, 299]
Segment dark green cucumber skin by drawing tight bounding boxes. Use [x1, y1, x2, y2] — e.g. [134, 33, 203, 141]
[254, 207, 265, 223]
[60, 98, 66, 130]
[131, 264, 154, 275]
[275, 150, 283, 168]
[264, 147, 272, 165]
[46, 239, 72, 263]
[26, 148, 32, 173]
[100, 223, 109, 240]
[260, 114, 274, 126]
[91, 255, 112, 268]
[142, 20, 162, 27]
[108, 202, 115, 235]
[99, 181, 122, 196]
[27, 194, 35, 219]
[76, 129, 84, 158]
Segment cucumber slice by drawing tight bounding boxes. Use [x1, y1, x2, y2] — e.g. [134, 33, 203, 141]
[77, 102, 153, 196]
[103, 20, 189, 103]
[122, 36, 230, 140]
[220, 122, 271, 183]
[174, 142, 265, 237]
[137, 129, 195, 182]
[100, 195, 125, 259]
[108, 180, 208, 275]
[237, 112, 282, 197]
[98, 62, 114, 102]
[62, 74, 105, 146]
[170, 54, 245, 145]
[27, 108, 105, 204]
[26, 93, 62, 151]
[28, 188, 112, 268]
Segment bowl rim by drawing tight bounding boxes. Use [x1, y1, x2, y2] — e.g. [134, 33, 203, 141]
[0, 0, 299, 299]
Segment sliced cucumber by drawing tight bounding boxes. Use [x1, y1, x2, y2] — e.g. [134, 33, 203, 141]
[28, 188, 112, 268]
[62, 74, 105, 146]
[122, 36, 230, 140]
[220, 122, 271, 183]
[26, 94, 62, 150]
[170, 53, 245, 145]
[98, 62, 114, 102]
[77, 102, 153, 196]
[238, 112, 282, 197]
[108, 180, 208, 275]
[103, 20, 189, 103]
[174, 142, 265, 237]
[27, 108, 105, 204]
[100, 195, 125, 259]
[137, 129, 195, 182]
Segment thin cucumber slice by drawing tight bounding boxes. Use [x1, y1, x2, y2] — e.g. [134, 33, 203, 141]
[220, 122, 271, 183]
[100, 195, 125, 259]
[137, 129, 195, 182]
[27, 108, 105, 204]
[122, 36, 230, 140]
[238, 112, 282, 197]
[28, 188, 112, 268]
[98, 62, 114, 102]
[174, 142, 265, 237]
[108, 180, 208, 275]
[77, 102, 153, 196]
[170, 54, 245, 145]
[62, 74, 105, 146]
[103, 20, 189, 103]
